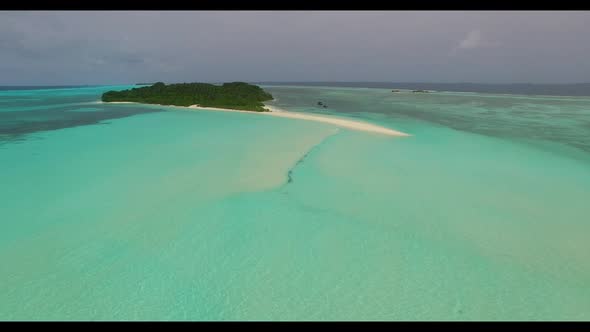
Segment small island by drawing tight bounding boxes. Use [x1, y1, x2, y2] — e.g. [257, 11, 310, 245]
[102, 82, 274, 112]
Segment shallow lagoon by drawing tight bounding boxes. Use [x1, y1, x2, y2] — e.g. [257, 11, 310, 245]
[1, 85, 589, 320]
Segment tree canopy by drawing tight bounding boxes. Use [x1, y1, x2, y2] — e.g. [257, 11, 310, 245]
[102, 82, 273, 112]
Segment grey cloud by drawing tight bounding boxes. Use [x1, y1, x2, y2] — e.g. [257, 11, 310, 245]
[1, 11, 590, 85]
[102, 53, 146, 65]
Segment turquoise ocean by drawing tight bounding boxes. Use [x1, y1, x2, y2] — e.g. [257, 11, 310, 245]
[1, 84, 590, 320]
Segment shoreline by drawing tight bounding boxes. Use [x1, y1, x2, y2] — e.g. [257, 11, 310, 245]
[259, 105, 409, 137]
[101, 101, 410, 137]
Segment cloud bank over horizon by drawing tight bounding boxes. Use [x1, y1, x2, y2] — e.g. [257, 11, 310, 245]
[1, 11, 590, 85]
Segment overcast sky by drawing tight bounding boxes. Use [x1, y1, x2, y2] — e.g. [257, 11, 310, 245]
[1, 11, 590, 85]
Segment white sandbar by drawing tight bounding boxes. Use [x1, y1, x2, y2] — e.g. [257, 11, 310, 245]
[102, 101, 410, 137]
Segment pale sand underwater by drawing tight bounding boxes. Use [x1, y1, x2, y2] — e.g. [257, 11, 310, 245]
[2, 85, 590, 320]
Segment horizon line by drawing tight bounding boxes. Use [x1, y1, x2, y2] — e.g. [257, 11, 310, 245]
[3, 81, 590, 87]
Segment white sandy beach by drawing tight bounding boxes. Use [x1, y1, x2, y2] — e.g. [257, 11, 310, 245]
[259, 105, 409, 137]
[102, 101, 409, 137]
[188, 105, 409, 137]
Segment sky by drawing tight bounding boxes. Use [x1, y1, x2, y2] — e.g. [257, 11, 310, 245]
[1, 11, 590, 85]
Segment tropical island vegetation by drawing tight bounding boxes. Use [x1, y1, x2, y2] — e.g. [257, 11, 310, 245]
[102, 82, 274, 112]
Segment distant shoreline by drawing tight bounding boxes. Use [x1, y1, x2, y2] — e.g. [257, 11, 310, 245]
[256, 82, 590, 98]
[101, 101, 410, 137]
[4, 83, 590, 98]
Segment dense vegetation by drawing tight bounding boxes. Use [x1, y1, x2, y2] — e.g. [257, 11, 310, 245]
[102, 82, 274, 112]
